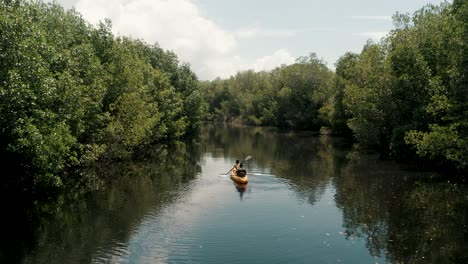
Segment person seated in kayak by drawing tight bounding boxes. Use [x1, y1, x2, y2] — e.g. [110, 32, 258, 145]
[236, 163, 247, 177]
[228, 160, 240, 174]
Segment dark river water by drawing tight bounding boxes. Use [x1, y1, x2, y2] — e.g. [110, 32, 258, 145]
[1, 124, 467, 264]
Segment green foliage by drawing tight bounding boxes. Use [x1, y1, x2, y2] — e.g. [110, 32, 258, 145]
[275, 54, 335, 130]
[201, 53, 334, 130]
[333, 1, 467, 169]
[395, 2, 467, 168]
[340, 43, 396, 149]
[0, 0, 203, 194]
[406, 124, 467, 166]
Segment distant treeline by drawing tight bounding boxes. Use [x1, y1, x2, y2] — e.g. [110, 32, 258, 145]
[0, 0, 204, 193]
[200, 1, 467, 172]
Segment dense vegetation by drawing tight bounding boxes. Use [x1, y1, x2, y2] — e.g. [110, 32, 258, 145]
[200, 54, 334, 131]
[0, 0, 204, 194]
[0, 0, 466, 196]
[201, 1, 467, 172]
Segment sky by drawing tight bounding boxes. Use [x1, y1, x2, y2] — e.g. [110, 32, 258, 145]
[47, 0, 448, 80]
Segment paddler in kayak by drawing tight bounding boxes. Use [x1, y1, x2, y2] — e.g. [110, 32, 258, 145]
[230, 162, 248, 184]
[236, 163, 247, 177]
[227, 160, 240, 174]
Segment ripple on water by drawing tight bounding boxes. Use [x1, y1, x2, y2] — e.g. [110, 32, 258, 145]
[92, 242, 129, 264]
[245, 171, 291, 192]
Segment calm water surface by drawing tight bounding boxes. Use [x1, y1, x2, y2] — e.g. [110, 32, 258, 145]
[2, 124, 467, 263]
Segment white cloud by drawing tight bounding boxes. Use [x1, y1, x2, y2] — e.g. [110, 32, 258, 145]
[353, 31, 389, 40]
[73, 0, 239, 79]
[252, 49, 295, 72]
[196, 49, 295, 79]
[46, 0, 298, 80]
[351, 16, 392, 21]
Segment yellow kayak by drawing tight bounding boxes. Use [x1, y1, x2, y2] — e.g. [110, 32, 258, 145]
[230, 170, 248, 184]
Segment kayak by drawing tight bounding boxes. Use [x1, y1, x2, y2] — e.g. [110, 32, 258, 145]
[231, 170, 248, 184]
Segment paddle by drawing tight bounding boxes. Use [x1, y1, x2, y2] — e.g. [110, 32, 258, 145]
[226, 155, 252, 175]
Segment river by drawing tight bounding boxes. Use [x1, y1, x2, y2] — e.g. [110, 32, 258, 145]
[1, 124, 467, 263]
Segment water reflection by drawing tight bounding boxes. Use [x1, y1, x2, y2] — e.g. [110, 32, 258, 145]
[2, 124, 467, 264]
[0, 141, 202, 264]
[381, 182, 468, 263]
[199, 124, 350, 205]
[199, 124, 468, 263]
[232, 182, 247, 200]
